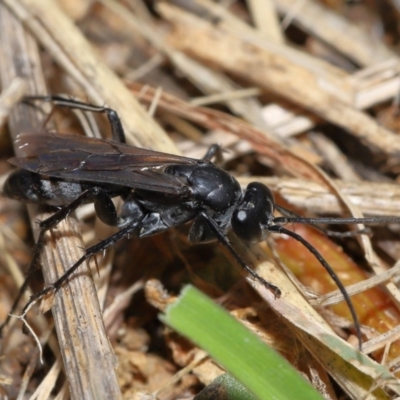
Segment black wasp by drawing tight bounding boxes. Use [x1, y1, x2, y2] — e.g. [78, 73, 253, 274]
[3, 96, 400, 350]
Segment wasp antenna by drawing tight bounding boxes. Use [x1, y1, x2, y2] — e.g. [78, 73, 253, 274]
[268, 225, 362, 350]
[274, 216, 400, 226]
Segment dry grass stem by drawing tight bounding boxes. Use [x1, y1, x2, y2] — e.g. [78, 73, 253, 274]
[247, 0, 284, 43]
[160, 3, 400, 160]
[0, 3, 120, 399]
[237, 176, 400, 216]
[275, 0, 397, 66]
[28, 357, 63, 400]
[0, 78, 27, 130]
[317, 262, 400, 307]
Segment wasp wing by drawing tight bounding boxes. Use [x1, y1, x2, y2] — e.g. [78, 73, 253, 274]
[9, 133, 203, 195]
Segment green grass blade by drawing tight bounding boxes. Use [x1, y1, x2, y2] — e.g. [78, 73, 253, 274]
[194, 373, 256, 400]
[160, 285, 323, 400]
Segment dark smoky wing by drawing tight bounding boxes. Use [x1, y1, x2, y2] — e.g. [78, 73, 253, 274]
[47, 168, 191, 194]
[12, 133, 198, 164]
[8, 133, 202, 195]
